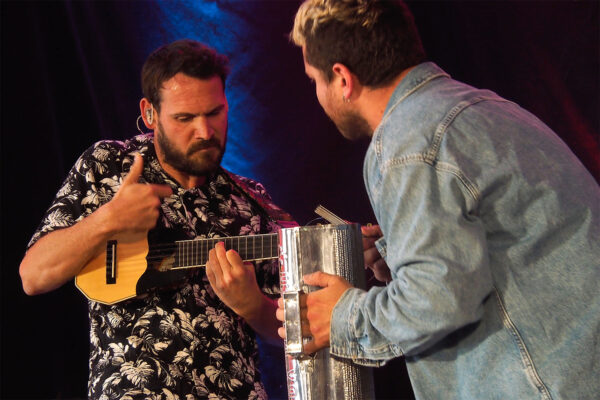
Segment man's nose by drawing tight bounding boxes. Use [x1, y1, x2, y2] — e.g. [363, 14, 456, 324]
[193, 117, 214, 139]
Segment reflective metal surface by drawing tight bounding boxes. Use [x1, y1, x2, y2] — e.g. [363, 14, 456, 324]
[279, 224, 375, 400]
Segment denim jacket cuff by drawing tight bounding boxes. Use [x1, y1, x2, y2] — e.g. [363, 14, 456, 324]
[375, 237, 387, 259]
[329, 287, 390, 367]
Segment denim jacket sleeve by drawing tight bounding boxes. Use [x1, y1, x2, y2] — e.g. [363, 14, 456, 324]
[330, 158, 493, 366]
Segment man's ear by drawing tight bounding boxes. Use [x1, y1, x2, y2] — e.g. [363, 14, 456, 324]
[139, 98, 155, 129]
[332, 63, 356, 102]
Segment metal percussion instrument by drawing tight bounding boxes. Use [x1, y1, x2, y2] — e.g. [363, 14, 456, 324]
[279, 207, 375, 400]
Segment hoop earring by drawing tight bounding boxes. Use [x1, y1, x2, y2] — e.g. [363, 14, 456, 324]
[136, 115, 150, 134]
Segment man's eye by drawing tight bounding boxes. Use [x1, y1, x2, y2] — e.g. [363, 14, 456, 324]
[177, 116, 192, 122]
[207, 107, 224, 117]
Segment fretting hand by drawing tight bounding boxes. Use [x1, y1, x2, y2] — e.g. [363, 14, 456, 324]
[206, 242, 263, 319]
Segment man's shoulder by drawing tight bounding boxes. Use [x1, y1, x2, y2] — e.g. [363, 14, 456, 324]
[88, 133, 153, 153]
[221, 168, 297, 224]
[221, 168, 268, 197]
[79, 133, 154, 166]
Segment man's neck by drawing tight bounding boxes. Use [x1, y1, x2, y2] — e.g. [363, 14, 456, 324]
[167, 170, 207, 190]
[357, 66, 415, 137]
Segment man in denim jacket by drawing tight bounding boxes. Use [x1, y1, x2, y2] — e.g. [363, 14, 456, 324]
[276, 1, 599, 399]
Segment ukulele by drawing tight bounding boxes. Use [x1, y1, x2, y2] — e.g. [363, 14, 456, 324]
[75, 233, 279, 305]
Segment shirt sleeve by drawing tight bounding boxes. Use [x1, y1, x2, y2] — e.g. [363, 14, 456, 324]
[330, 161, 492, 366]
[27, 142, 124, 249]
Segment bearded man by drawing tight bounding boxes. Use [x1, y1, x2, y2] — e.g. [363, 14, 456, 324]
[20, 39, 293, 399]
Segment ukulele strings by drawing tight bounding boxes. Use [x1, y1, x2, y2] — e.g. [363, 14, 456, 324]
[141, 234, 279, 266]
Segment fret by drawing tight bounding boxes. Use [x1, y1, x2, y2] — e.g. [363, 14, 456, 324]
[192, 241, 195, 266]
[271, 234, 274, 257]
[178, 241, 183, 267]
[186, 240, 190, 267]
[197, 239, 202, 266]
[201, 238, 207, 265]
[183, 241, 187, 267]
[207, 238, 214, 263]
[180, 241, 184, 267]
[184, 240, 188, 267]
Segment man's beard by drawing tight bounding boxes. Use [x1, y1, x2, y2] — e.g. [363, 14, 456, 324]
[323, 92, 371, 141]
[155, 120, 225, 177]
[331, 109, 372, 141]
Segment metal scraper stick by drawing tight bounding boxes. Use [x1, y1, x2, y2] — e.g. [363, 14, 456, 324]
[314, 205, 347, 225]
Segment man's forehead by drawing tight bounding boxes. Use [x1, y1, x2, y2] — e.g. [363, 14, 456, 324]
[161, 73, 222, 92]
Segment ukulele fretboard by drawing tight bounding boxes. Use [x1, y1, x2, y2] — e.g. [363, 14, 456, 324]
[171, 233, 279, 269]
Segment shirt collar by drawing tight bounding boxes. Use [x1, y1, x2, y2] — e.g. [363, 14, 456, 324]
[376, 62, 450, 135]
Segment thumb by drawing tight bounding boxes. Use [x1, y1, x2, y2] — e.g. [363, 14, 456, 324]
[303, 271, 336, 288]
[122, 154, 144, 186]
[148, 183, 173, 199]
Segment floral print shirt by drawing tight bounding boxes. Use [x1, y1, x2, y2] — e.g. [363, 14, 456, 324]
[28, 134, 288, 400]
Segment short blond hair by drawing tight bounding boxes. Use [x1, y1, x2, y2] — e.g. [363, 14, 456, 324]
[291, 0, 382, 47]
[291, 0, 425, 88]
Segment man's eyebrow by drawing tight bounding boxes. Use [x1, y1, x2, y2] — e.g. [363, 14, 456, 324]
[208, 104, 225, 114]
[173, 112, 196, 117]
[172, 104, 225, 118]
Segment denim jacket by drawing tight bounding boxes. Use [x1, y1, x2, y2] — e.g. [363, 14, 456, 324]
[330, 62, 600, 399]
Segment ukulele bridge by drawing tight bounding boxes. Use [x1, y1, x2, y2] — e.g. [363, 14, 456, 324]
[106, 240, 117, 284]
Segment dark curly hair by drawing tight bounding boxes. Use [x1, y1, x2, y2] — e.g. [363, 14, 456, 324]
[141, 39, 229, 110]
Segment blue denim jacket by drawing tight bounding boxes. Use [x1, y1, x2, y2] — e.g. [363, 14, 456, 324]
[330, 62, 600, 399]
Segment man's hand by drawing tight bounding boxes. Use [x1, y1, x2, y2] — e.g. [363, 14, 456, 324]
[276, 271, 352, 354]
[362, 224, 392, 283]
[106, 154, 172, 236]
[206, 242, 263, 318]
[206, 242, 282, 344]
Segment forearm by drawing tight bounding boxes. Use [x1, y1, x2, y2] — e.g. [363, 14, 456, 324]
[334, 164, 492, 363]
[241, 294, 283, 346]
[20, 206, 116, 295]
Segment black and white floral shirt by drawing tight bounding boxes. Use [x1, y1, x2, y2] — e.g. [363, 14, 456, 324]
[29, 134, 290, 400]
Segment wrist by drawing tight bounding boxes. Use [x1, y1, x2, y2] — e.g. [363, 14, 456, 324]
[237, 293, 271, 323]
[91, 202, 120, 238]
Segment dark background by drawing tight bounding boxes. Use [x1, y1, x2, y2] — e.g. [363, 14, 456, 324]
[1, 1, 598, 399]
